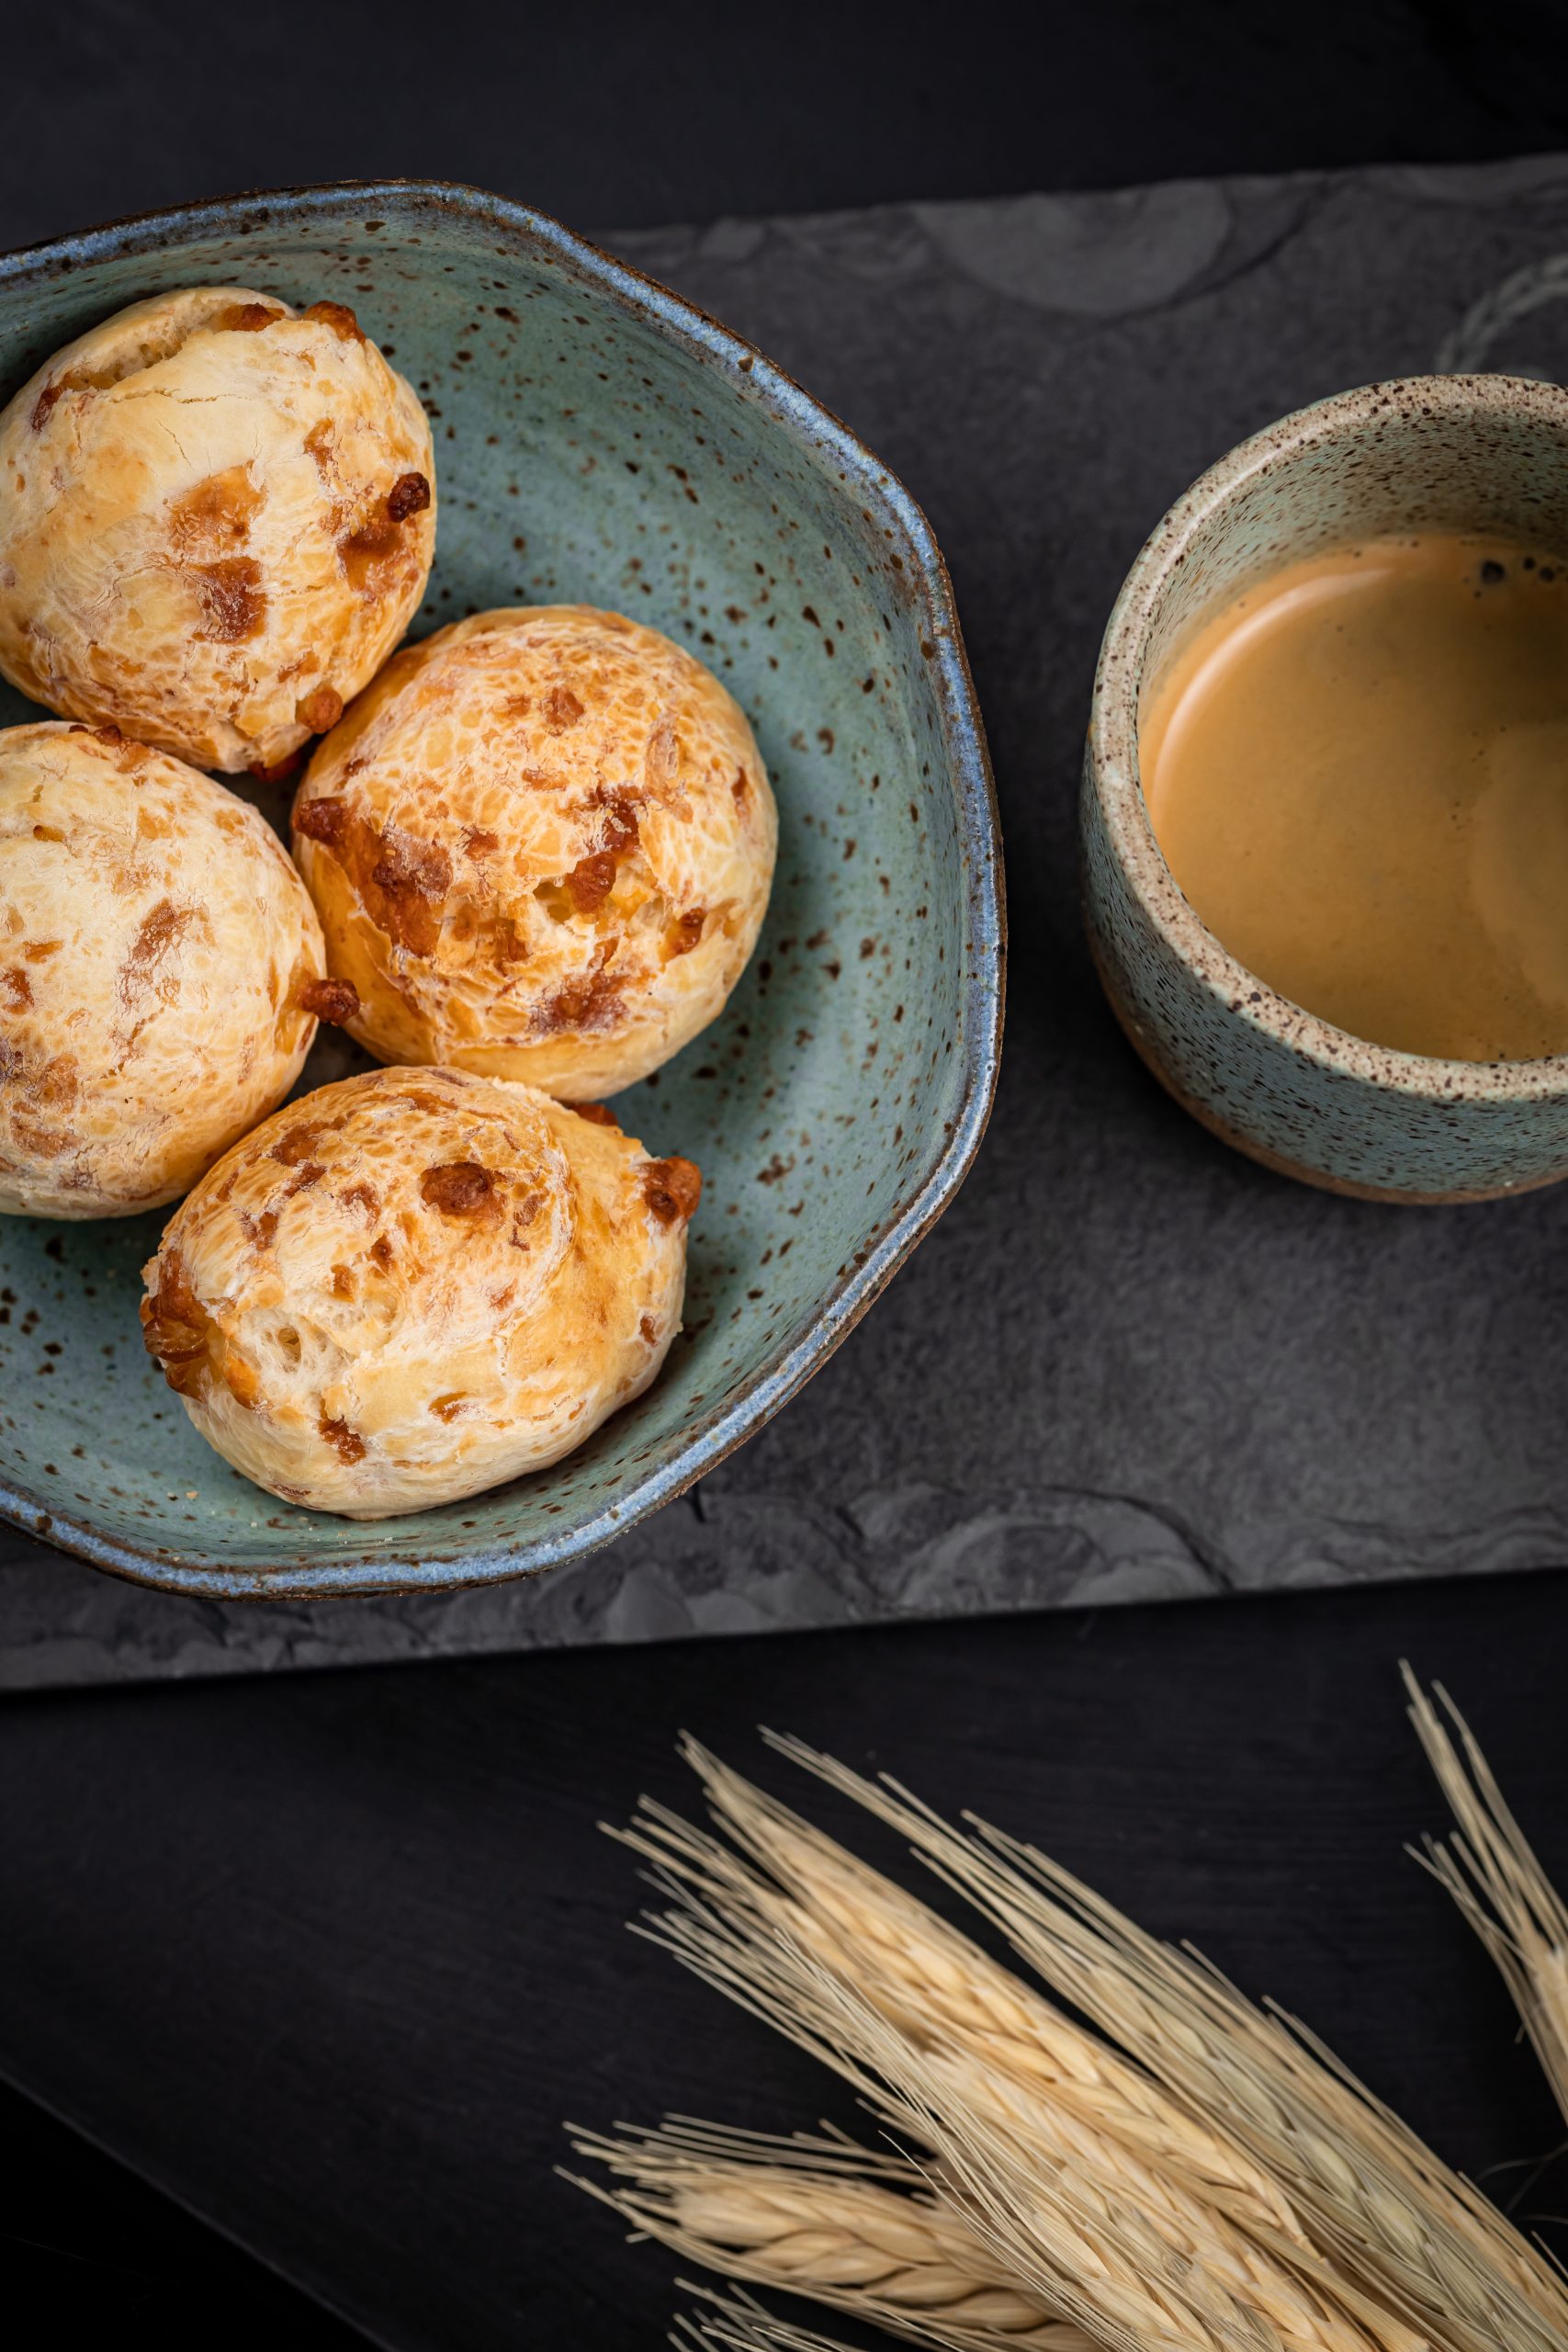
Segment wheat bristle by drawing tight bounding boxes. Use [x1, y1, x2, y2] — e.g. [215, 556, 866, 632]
[1404, 1665, 1568, 2131]
[671, 2281, 866, 2351]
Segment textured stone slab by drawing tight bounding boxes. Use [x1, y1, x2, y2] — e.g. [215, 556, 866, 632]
[9, 155, 1568, 1687]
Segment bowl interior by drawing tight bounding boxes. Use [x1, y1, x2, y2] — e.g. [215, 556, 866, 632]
[0, 186, 995, 1595]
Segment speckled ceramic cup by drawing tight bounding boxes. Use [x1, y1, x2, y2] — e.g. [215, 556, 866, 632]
[1082, 373, 1568, 1204]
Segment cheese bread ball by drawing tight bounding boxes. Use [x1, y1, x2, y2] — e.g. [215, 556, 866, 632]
[0, 721, 345, 1218]
[140, 1068, 700, 1517]
[0, 287, 435, 774]
[292, 605, 777, 1098]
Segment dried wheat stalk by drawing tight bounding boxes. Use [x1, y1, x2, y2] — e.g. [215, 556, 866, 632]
[568, 2118, 1092, 2348]
[765, 1735, 1568, 2352]
[598, 1751, 1431, 2352]
[616, 1739, 1303, 2243]
[802, 1958, 1412, 2352]
[1404, 1665, 1568, 2128]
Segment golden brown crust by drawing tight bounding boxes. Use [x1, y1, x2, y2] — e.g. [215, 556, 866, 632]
[0, 721, 327, 1218]
[291, 605, 777, 1097]
[0, 288, 436, 773]
[139, 1066, 697, 1517]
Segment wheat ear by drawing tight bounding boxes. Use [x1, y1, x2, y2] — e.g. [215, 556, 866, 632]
[568, 2119, 1093, 2348]
[615, 1737, 1302, 2244]
[766, 1735, 1568, 2352]
[797, 1951, 1418, 2352]
[608, 1755, 1424, 2352]
[1404, 1666, 1568, 2128]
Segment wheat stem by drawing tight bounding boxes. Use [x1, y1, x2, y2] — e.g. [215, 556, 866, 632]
[1404, 1665, 1568, 2129]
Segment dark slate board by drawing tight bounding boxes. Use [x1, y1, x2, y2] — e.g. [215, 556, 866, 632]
[9, 156, 1568, 1688]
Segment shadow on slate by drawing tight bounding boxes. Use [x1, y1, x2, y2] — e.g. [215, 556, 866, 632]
[15, 157, 1568, 1682]
[4, 1570, 1568, 2349]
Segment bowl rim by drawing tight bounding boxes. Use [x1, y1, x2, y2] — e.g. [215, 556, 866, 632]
[0, 176, 1006, 1600]
[1089, 370, 1568, 1104]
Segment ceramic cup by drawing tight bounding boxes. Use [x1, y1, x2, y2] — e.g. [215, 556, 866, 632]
[1081, 372, 1568, 1204]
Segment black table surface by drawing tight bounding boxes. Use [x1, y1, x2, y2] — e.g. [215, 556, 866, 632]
[9, 6, 1568, 2346]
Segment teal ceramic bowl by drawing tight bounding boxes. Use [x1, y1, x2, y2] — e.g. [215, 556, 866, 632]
[0, 182, 1001, 1598]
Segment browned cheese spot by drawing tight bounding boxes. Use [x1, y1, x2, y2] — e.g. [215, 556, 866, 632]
[667, 907, 705, 958]
[340, 1180, 379, 1219]
[169, 465, 264, 558]
[339, 514, 400, 596]
[194, 558, 265, 644]
[30, 378, 73, 431]
[296, 685, 344, 734]
[141, 1252, 258, 1407]
[140, 1250, 214, 1397]
[214, 302, 284, 333]
[398, 1086, 470, 1114]
[429, 1394, 467, 1422]
[294, 794, 347, 848]
[573, 1102, 620, 1128]
[365, 826, 452, 956]
[339, 470, 424, 598]
[642, 1155, 702, 1227]
[330, 1263, 355, 1300]
[386, 471, 431, 522]
[304, 418, 336, 479]
[420, 1160, 499, 1219]
[563, 850, 617, 916]
[19, 1049, 77, 1113]
[639, 1313, 659, 1344]
[486, 912, 526, 966]
[238, 1207, 280, 1250]
[296, 975, 360, 1025]
[368, 1232, 395, 1272]
[24, 940, 62, 961]
[271, 1121, 327, 1168]
[69, 722, 147, 769]
[121, 899, 197, 1005]
[544, 684, 584, 732]
[1, 967, 32, 1010]
[302, 300, 364, 343]
[561, 792, 640, 917]
[250, 747, 304, 786]
[731, 767, 750, 806]
[318, 1409, 367, 1463]
[533, 945, 626, 1036]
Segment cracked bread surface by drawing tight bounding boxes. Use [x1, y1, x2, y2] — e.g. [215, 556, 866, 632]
[0, 287, 435, 773]
[0, 720, 328, 1216]
[140, 1066, 700, 1517]
[292, 605, 776, 1098]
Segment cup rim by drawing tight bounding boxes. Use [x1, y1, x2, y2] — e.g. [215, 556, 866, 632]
[1090, 370, 1568, 1105]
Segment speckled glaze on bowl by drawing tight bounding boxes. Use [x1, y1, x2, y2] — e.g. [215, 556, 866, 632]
[1083, 373, 1568, 1204]
[0, 181, 1002, 1598]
